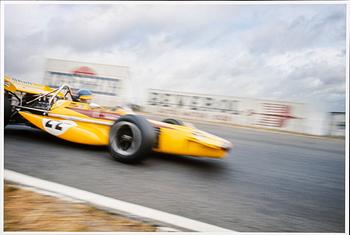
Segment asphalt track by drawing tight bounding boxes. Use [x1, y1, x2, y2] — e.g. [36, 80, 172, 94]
[4, 120, 345, 232]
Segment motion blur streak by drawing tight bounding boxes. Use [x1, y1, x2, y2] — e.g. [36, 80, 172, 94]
[4, 120, 345, 232]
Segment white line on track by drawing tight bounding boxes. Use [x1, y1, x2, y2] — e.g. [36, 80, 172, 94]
[4, 169, 235, 232]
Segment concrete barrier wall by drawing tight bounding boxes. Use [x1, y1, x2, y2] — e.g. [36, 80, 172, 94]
[146, 89, 307, 134]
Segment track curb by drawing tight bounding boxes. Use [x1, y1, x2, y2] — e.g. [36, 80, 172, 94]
[4, 169, 235, 232]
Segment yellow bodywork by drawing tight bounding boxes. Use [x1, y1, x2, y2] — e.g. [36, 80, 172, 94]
[18, 101, 231, 158]
[4, 76, 231, 159]
[5, 75, 57, 95]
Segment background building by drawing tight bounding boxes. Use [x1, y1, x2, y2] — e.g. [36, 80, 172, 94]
[44, 58, 128, 106]
[328, 112, 346, 136]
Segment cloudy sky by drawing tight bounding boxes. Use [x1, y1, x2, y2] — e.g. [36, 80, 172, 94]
[4, 4, 347, 111]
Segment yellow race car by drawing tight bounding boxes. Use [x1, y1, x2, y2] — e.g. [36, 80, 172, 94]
[4, 75, 232, 163]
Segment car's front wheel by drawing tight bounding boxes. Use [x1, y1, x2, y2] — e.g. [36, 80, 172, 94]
[109, 114, 155, 163]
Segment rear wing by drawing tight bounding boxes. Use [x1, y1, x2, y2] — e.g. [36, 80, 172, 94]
[4, 75, 56, 95]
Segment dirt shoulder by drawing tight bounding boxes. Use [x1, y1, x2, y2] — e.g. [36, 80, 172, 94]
[4, 183, 157, 232]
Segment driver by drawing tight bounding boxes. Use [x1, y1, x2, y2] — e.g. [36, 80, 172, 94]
[76, 89, 93, 104]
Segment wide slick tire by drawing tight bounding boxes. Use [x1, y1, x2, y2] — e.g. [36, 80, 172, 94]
[109, 114, 155, 163]
[4, 93, 11, 127]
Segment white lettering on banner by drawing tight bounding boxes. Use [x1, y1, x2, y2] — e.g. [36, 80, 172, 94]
[42, 118, 77, 136]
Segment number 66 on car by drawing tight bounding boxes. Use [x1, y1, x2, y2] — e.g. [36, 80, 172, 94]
[4, 75, 232, 163]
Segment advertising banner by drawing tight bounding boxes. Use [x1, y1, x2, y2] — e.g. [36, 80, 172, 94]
[44, 58, 128, 106]
[146, 89, 306, 133]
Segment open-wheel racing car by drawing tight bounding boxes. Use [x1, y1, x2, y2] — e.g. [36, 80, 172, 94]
[3, 75, 232, 163]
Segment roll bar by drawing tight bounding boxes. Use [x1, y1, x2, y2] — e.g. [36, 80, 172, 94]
[25, 84, 74, 111]
[48, 84, 74, 108]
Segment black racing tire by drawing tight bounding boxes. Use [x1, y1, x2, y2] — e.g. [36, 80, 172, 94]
[4, 93, 11, 127]
[109, 114, 155, 164]
[162, 118, 184, 126]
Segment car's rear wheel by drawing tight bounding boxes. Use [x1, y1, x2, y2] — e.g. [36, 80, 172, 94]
[162, 118, 184, 126]
[4, 93, 12, 127]
[109, 114, 155, 163]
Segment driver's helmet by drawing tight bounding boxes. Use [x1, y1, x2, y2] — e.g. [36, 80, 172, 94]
[77, 89, 93, 103]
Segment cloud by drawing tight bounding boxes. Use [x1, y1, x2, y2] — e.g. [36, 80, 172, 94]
[4, 4, 346, 111]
